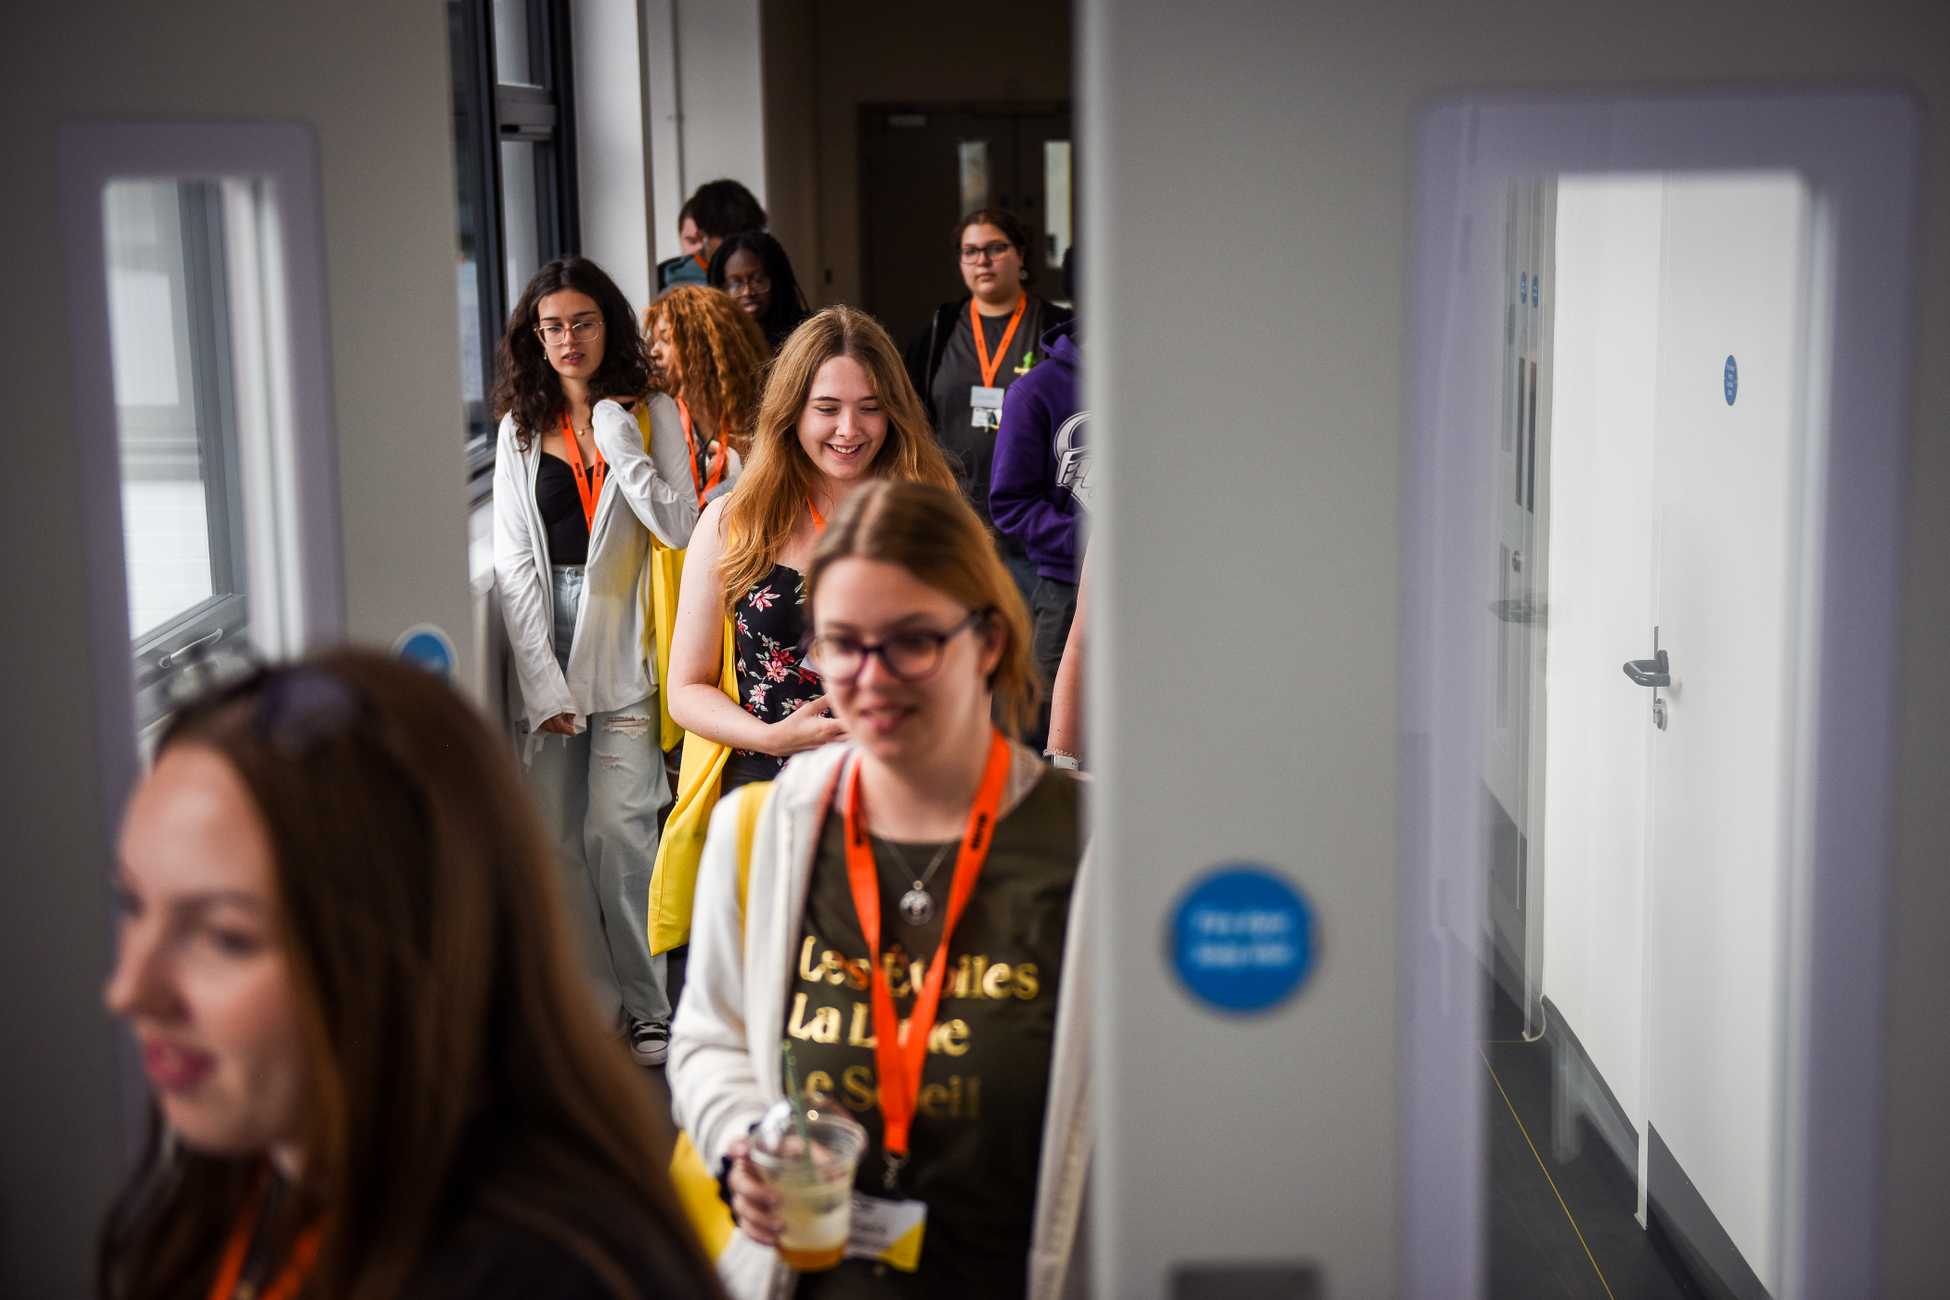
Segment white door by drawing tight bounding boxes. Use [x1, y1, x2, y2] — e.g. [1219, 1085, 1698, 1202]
[1640, 172, 1814, 1294]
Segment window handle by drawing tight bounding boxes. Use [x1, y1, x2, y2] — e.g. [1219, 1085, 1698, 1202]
[158, 628, 223, 671]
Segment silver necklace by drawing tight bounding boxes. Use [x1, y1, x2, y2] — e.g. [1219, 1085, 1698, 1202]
[881, 837, 955, 926]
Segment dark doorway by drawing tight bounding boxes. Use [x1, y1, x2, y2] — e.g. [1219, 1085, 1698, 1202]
[859, 103, 1075, 342]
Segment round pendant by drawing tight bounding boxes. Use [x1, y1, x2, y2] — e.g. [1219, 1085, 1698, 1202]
[898, 885, 935, 926]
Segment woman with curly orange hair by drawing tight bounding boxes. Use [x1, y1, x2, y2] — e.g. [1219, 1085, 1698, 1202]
[644, 285, 768, 506]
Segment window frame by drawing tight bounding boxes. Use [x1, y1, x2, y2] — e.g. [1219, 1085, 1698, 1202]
[59, 117, 345, 841]
[450, 0, 581, 503]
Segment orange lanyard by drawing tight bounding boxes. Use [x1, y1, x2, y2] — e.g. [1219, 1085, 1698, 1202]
[206, 1180, 322, 1300]
[674, 398, 726, 508]
[970, 295, 1028, 389]
[559, 413, 607, 532]
[808, 499, 827, 533]
[693, 251, 710, 276]
[841, 730, 1011, 1186]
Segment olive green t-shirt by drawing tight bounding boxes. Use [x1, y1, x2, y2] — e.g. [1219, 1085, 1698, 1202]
[789, 767, 1082, 1300]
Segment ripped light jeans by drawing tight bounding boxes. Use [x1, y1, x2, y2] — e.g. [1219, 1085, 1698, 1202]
[524, 565, 673, 1028]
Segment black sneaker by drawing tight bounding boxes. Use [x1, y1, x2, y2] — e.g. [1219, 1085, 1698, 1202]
[628, 1018, 669, 1067]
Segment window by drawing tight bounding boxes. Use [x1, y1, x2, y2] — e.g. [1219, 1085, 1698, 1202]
[65, 121, 345, 745]
[449, 0, 580, 496]
[1043, 139, 1073, 274]
[106, 179, 249, 727]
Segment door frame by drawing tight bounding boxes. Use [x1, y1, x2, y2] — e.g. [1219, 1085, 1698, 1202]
[1400, 90, 1919, 1298]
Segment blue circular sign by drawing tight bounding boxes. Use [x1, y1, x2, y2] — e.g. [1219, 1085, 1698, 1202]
[393, 623, 457, 679]
[1724, 355, 1739, 406]
[1168, 866, 1317, 1014]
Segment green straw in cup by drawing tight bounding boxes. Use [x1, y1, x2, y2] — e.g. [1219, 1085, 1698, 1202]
[780, 1040, 816, 1165]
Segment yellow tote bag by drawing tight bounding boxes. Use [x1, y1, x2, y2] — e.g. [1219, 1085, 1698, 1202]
[667, 781, 772, 1260]
[636, 403, 687, 752]
[645, 538, 686, 752]
[646, 614, 739, 955]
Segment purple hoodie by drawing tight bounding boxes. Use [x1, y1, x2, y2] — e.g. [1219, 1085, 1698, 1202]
[989, 319, 1087, 584]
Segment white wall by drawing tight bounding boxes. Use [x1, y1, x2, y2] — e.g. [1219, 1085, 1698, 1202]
[1542, 175, 1664, 1131]
[574, 0, 656, 308]
[645, 0, 768, 266]
[1084, 5, 1402, 1292]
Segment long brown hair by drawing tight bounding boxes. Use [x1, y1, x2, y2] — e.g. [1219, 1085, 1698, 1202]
[643, 284, 767, 454]
[718, 306, 956, 611]
[492, 257, 652, 451]
[98, 650, 722, 1300]
[807, 480, 1041, 738]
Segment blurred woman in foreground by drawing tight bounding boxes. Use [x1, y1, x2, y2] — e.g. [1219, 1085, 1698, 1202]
[100, 650, 723, 1299]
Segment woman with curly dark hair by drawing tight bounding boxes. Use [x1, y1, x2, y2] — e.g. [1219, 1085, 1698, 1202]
[491, 256, 701, 1067]
[100, 649, 728, 1299]
[706, 230, 811, 354]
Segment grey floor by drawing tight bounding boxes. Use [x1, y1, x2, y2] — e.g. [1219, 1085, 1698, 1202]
[1486, 980, 1698, 1298]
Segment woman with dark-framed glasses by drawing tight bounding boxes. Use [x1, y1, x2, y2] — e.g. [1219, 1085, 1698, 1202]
[490, 256, 700, 1068]
[100, 650, 726, 1299]
[669, 481, 1095, 1300]
[902, 209, 1073, 591]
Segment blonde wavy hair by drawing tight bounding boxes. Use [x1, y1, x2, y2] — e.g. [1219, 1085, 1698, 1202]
[642, 284, 767, 453]
[807, 480, 1042, 739]
[717, 306, 956, 611]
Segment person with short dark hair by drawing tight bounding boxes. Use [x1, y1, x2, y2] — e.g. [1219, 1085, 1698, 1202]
[101, 650, 727, 1299]
[658, 179, 769, 292]
[708, 230, 812, 354]
[903, 209, 1073, 603]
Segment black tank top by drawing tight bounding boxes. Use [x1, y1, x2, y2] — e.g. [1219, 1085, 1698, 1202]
[536, 452, 590, 565]
[730, 563, 824, 774]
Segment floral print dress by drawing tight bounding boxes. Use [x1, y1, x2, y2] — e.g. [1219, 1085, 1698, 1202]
[730, 563, 824, 775]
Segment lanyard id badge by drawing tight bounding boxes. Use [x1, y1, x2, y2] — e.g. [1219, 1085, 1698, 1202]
[969, 384, 1005, 430]
[844, 1192, 928, 1272]
[968, 295, 1027, 431]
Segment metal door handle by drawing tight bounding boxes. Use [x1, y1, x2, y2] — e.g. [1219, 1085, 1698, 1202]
[1622, 648, 1670, 688]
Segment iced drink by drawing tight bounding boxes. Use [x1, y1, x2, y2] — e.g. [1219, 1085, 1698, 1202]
[751, 1101, 867, 1272]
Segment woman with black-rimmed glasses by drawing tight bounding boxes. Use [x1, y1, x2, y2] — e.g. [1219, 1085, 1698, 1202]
[100, 650, 726, 1299]
[903, 210, 1073, 612]
[490, 256, 700, 1067]
[669, 480, 1095, 1300]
